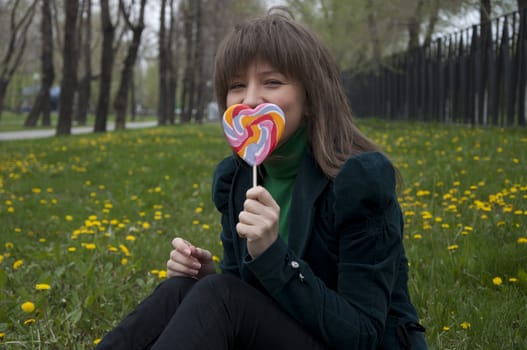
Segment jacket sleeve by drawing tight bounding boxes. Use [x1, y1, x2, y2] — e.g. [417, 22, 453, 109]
[244, 152, 403, 350]
[211, 155, 241, 278]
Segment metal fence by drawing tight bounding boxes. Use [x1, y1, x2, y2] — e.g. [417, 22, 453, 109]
[343, 8, 527, 127]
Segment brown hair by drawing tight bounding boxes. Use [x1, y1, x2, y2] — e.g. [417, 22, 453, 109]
[213, 9, 382, 178]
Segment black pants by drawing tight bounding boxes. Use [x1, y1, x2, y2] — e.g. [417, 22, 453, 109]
[96, 274, 328, 350]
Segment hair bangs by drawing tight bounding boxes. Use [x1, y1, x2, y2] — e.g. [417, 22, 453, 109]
[214, 15, 307, 111]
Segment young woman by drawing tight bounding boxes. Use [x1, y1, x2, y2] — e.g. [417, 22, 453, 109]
[96, 9, 428, 350]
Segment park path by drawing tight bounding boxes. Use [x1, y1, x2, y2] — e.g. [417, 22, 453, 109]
[0, 121, 157, 141]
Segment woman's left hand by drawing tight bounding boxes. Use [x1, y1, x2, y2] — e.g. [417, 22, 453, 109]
[236, 186, 280, 259]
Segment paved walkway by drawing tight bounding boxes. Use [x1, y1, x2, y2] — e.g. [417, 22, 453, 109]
[0, 121, 158, 141]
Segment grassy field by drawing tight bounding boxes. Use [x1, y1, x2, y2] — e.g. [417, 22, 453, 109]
[0, 120, 526, 349]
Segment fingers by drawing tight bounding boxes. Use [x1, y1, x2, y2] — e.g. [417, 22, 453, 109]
[236, 186, 280, 242]
[194, 247, 212, 262]
[167, 238, 214, 278]
[171, 237, 194, 256]
[167, 248, 201, 277]
[245, 186, 279, 210]
[237, 210, 276, 235]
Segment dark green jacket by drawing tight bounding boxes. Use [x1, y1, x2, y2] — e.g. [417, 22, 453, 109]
[212, 150, 428, 350]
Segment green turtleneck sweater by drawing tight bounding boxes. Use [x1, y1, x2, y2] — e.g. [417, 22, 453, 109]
[262, 126, 307, 243]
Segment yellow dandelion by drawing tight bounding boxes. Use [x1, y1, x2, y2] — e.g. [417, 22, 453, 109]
[121, 258, 128, 266]
[442, 326, 450, 331]
[82, 243, 96, 250]
[94, 338, 102, 345]
[192, 183, 199, 189]
[212, 255, 221, 263]
[460, 322, 471, 329]
[13, 259, 23, 270]
[192, 220, 200, 225]
[68, 247, 77, 252]
[119, 244, 130, 256]
[21, 301, 35, 313]
[517, 237, 527, 244]
[492, 277, 503, 286]
[23, 318, 36, 325]
[421, 211, 433, 220]
[0, 255, 3, 264]
[158, 270, 167, 279]
[5, 242, 14, 249]
[35, 283, 51, 291]
[202, 224, 210, 230]
[0, 332, 5, 339]
[447, 244, 459, 251]
[126, 235, 136, 241]
[142, 222, 151, 229]
[32, 188, 41, 194]
[195, 207, 203, 213]
[413, 234, 423, 240]
[509, 277, 518, 283]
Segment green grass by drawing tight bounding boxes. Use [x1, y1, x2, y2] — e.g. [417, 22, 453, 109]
[0, 120, 526, 349]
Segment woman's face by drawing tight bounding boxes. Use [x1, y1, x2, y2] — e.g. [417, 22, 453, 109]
[226, 60, 305, 144]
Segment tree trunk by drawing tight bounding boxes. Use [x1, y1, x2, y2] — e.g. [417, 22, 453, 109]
[56, 0, 80, 136]
[480, 0, 491, 23]
[194, 0, 205, 123]
[94, 0, 116, 132]
[113, 0, 147, 130]
[0, 80, 9, 116]
[407, 0, 424, 50]
[166, 0, 177, 124]
[75, 0, 92, 126]
[180, 0, 195, 123]
[130, 71, 136, 121]
[423, 0, 440, 48]
[25, 0, 54, 127]
[366, 0, 381, 69]
[0, 0, 38, 115]
[158, 0, 169, 125]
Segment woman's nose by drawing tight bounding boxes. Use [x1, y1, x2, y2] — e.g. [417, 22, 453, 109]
[242, 85, 262, 107]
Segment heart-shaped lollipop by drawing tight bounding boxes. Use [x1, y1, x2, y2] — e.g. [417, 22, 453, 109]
[222, 103, 286, 167]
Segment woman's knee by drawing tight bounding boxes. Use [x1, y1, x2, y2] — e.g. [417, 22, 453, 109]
[154, 276, 196, 299]
[190, 274, 242, 300]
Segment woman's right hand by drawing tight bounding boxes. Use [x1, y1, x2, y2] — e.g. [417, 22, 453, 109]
[166, 237, 216, 279]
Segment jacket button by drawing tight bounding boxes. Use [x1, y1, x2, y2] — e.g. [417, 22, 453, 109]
[291, 261, 300, 269]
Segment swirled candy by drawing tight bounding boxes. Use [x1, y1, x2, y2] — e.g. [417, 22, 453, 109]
[222, 103, 286, 166]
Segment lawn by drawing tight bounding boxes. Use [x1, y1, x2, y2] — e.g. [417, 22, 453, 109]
[0, 120, 526, 349]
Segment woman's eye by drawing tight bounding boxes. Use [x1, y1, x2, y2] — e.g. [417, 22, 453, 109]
[229, 83, 245, 90]
[265, 80, 282, 86]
